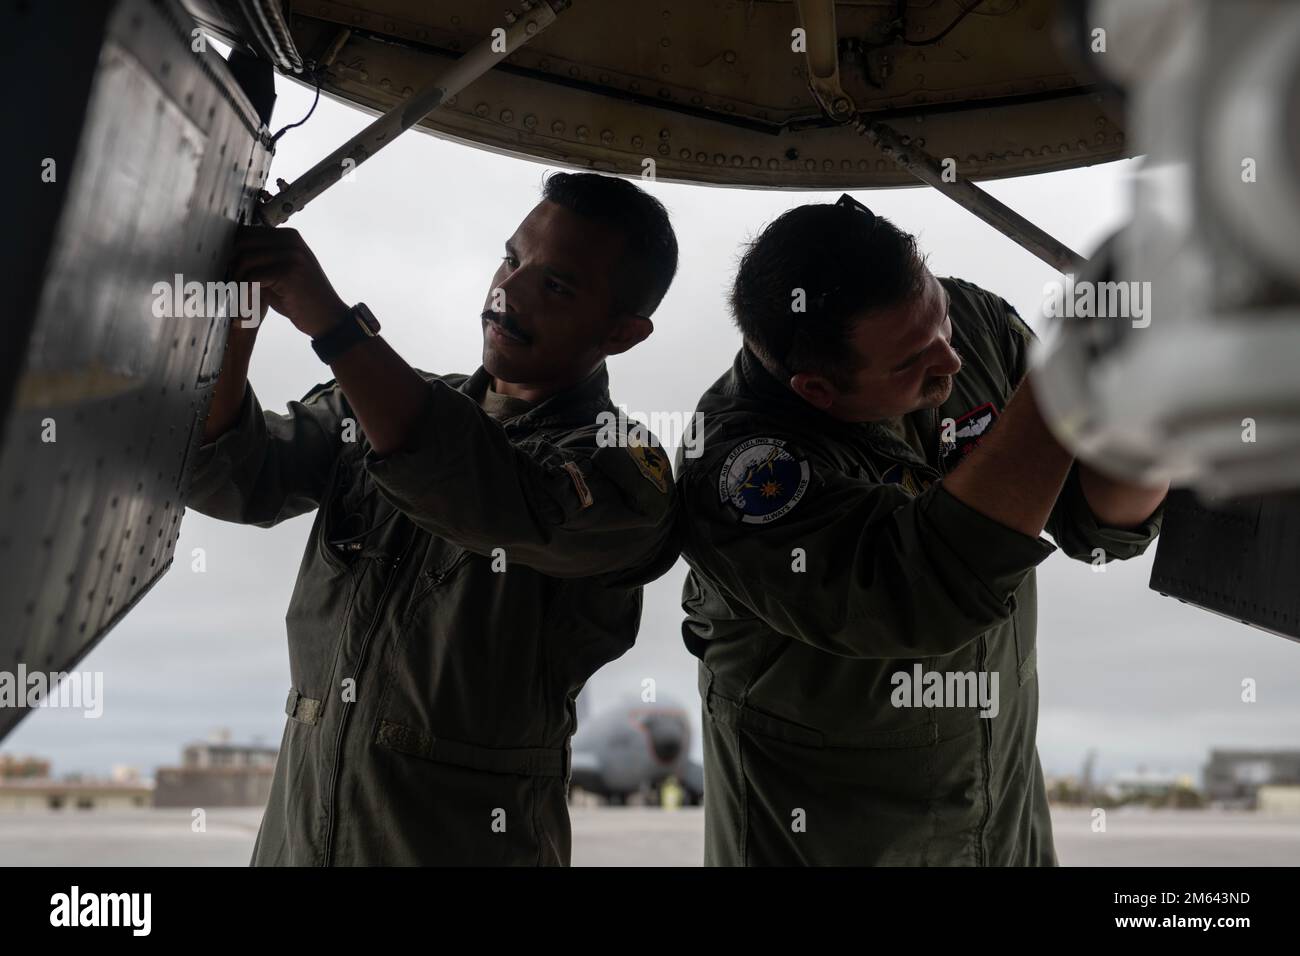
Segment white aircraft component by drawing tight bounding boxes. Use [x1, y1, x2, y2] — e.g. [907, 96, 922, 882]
[1032, 0, 1300, 497]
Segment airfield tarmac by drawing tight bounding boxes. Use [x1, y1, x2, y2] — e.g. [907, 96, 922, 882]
[0, 807, 1297, 866]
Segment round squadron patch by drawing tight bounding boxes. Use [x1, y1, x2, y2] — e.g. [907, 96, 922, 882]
[717, 438, 810, 524]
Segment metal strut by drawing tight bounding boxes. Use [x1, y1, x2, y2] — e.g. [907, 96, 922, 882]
[793, 0, 1086, 273]
[258, 0, 571, 227]
[857, 120, 1087, 273]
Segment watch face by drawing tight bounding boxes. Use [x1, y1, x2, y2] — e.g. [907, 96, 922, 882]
[353, 303, 380, 335]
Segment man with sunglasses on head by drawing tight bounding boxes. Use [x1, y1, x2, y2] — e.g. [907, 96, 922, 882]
[676, 196, 1168, 866]
[186, 172, 680, 865]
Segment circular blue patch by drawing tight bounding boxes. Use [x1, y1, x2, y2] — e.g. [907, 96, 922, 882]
[717, 438, 811, 524]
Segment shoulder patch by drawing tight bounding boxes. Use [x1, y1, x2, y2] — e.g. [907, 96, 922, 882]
[1004, 301, 1037, 341]
[626, 441, 671, 494]
[717, 437, 811, 525]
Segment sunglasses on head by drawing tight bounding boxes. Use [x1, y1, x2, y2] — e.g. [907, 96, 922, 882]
[771, 194, 878, 374]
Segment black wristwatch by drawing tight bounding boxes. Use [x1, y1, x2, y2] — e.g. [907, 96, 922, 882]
[311, 302, 380, 364]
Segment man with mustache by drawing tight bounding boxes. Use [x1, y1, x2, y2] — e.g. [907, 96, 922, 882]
[676, 195, 1168, 865]
[186, 172, 679, 865]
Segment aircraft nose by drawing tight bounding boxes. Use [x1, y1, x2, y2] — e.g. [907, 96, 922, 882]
[642, 714, 685, 763]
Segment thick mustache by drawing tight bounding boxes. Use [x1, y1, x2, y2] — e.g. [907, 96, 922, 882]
[481, 310, 533, 344]
[924, 375, 952, 396]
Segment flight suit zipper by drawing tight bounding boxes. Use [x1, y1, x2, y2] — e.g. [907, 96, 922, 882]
[321, 536, 415, 866]
[974, 632, 994, 866]
[926, 407, 944, 472]
[855, 411, 942, 485]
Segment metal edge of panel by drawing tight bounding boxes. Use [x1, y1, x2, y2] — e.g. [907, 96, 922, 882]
[276, 68, 1128, 192]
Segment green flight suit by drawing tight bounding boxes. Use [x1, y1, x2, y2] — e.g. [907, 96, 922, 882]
[677, 277, 1163, 866]
[185, 363, 676, 865]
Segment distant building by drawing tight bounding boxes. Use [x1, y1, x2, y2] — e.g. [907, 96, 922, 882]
[153, 734, 277, 808]
[1106, 768, 1198, 805]
[0, 754, 51, 780]
[1043, 774, 1086, 804]
[1258, 785, 1300, 814]
[0, 773, 151, 812]
[0, 753, 153, 811]
[1110, 769, 1182, 798]
[1203, 750, 1300, 807]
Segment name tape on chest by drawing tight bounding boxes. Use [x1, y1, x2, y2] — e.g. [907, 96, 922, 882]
[939, 401, 1000, 471]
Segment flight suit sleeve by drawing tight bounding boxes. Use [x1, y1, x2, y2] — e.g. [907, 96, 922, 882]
[184, 379, 344, 527]
[362, 379, 676, 580]
[1044, 463, 1163, 562]
[995, 294, 1164, 562]
[682, 439, 1057, 660]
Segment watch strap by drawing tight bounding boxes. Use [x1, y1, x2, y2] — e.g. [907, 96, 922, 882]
[311, 303, 379, 363]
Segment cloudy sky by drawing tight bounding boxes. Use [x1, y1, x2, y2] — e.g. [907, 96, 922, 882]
[7, 63, 1298, 786]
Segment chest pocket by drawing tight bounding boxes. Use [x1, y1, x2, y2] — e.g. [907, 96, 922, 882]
[417, 536, 473, 588]
[316, 446, 386, 560]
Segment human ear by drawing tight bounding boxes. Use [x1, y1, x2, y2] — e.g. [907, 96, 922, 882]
[789, 371, 836, 411]
[602, 314, 653, 356]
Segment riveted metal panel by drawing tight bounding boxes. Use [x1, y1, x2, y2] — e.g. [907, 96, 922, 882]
[1150, 491, 1300, 643]
[267, 0, 1125, 189]
[0, 0, 272, 738]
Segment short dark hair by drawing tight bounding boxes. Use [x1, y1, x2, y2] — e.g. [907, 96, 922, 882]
[730, 202, 928, 387]
[541, 171, 679, 318]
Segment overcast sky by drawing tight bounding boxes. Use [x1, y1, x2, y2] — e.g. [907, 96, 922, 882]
[6, 65, 1298, 786]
